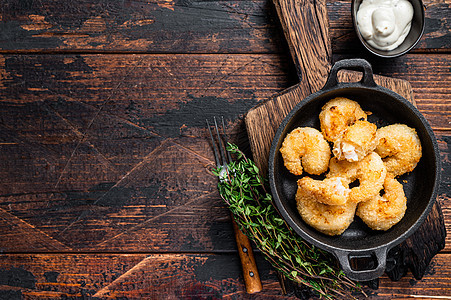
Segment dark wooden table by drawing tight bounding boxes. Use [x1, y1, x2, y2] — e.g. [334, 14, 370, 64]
[0, 0, 449, 299]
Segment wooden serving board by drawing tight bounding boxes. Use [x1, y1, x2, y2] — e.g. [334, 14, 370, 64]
[245, 0, 446, 287]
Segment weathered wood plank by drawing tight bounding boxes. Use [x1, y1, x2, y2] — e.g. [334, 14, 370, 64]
[0, 53, 449, 253]
[372, 253, 451, 299]
[0, 54, 296, 104]
[0, 253, 450, 299]
[245, 1, 447, 280]
[0, 0, 283, 53]
[0, 253, 282, 299]
[272, 0, 331, 86]
[0, 53, 295, 196]
[0, 0, 449, 53]
[0, 130, 449, 253]
[0, 0, 448, 298]
[0, 54, 448, 129]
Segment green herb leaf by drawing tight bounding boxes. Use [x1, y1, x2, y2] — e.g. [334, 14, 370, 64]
[213, 144, 364, 299]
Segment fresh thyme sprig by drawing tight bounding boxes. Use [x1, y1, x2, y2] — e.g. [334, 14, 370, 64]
[212, 143, 364, 299]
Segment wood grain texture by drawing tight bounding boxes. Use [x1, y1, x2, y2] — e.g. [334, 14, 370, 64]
[0, 54, 449, 254]
[245, 68, 446, 284]
[232, 218, 263, 294]
[0, 0, 282, 54]
[0, 131, 449, 254]
[272, 0, 331, 86]
[0, 253, 283, 299]
[245, 0, 445, 285]
[0, 0, 449, 293]
[0, 253, 450, 299]
[0, 54, 447, 129]
[0, 0, 449, 53]
[386, 200, 447, 281]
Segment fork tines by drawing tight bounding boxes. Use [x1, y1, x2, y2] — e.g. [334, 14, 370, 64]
[206, 116, 232, 168]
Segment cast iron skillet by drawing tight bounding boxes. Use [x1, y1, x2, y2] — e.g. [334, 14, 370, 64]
[268, 59, 440, 281]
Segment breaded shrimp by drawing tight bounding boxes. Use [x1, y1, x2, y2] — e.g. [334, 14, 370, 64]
[319, 97, 368, 144]
[296, 183, 357, 236]
[356, 173, 407, 231]
[279, 127, 331, 176]
[298, 176, 350, 206]
[332, 120, 378, 162]
[375, 124, 422, 177]
[328, 152, 387, 203]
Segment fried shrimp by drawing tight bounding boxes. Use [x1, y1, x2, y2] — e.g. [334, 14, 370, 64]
[319, 97, 368, 144]
[375, 124, 422, 177]
[328, 152, 387, 203]
[297, 176, 350, 206]
[296, 182, 357, 236]
[279, 127, 331, 176]
[333, 120, 378, 162]
[356, 173, 407, 231]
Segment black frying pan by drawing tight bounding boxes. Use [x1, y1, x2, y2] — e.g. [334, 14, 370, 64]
[268, 59, 440, 281]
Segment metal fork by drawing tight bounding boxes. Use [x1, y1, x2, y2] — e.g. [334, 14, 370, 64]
[207, 116, 263, 294]
[206, 117, 232, 182]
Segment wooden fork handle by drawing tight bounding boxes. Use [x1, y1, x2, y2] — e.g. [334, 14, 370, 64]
[231, 217, 263, 293]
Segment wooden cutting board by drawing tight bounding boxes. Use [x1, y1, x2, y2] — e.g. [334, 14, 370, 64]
[245, 0, 445, 284]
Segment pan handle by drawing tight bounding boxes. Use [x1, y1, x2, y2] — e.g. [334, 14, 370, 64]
[333, 247, 387, 282]
[322, 58, 377, 90]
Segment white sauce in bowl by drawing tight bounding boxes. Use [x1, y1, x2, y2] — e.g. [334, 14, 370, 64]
[356, 0, 414, 51]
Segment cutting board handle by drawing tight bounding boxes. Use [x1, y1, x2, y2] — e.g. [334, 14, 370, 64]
[272, 0, 332, 92]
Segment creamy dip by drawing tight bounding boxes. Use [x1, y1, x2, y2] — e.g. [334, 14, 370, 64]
[356, 0, 414, 51]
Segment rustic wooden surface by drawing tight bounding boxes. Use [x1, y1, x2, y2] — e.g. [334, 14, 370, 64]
[245, 68, 446, 284]
[246, 0, 445, 288]
[0, 0, 450, 299]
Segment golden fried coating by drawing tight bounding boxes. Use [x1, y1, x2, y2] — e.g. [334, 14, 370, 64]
[328, 152, 387, 203]
[319, 97, 368, 144]
[279, 127, 331, 176]
[297, 176, 350, 206]
[332, 120, 378, 162]
[282, 98, 421, 237]
[375, 124, 422, 177]
[356, 173, 407, 231]
[296, 182, 357, 236]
